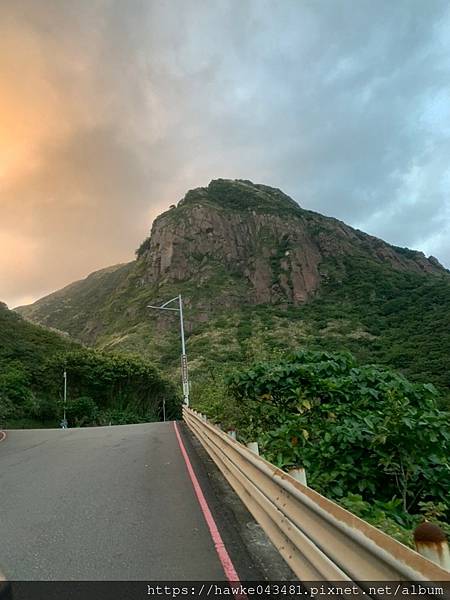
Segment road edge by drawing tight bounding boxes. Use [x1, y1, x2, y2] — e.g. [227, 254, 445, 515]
[178, 420, 296, 582]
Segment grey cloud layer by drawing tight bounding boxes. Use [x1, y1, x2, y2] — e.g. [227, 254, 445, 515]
[1, 0, 449, 306]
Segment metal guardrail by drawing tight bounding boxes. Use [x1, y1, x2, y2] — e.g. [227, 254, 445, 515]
[183, 406, 450, 582]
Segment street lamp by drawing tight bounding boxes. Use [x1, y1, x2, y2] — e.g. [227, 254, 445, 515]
[148, 294, 190, 408]
[62, 369, 68, 429]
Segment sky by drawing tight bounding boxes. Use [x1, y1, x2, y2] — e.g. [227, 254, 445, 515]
[1, 0, 450, 308]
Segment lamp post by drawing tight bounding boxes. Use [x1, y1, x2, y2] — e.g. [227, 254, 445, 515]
[62, 369, 68, 429]
[148, 294, 190, 408]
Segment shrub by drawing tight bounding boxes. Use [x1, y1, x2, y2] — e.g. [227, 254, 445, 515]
[224, 350, 450, 521]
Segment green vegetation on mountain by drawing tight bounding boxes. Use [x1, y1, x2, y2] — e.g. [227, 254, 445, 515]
[0, 302, 178, 427]
[16, 180, 450, 407]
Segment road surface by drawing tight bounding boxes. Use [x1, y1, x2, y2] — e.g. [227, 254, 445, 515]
[0, 422, 254, 580]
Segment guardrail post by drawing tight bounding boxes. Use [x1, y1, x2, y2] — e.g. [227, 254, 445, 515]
[246, 441, 259, 455]
[227, 429, 236, 440]
[414, 522, 450, 571]
[289, 467, 308, 486]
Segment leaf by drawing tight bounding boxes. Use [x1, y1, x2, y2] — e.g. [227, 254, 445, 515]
[332, 485, 344, 497]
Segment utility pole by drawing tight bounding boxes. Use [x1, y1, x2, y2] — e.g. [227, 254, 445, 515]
[62, 370, 68, 429]
[148, 294, 190, 408]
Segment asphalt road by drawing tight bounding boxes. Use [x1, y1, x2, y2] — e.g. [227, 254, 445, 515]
[0, 422, 242, 581]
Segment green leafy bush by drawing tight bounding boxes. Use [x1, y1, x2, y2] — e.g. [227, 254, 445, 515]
[66, 396, 98, 426]
[216, 350, 450, 541]
[226, 350, 449, 512]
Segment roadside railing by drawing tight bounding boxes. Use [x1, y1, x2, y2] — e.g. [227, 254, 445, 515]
[183, 406, 450, 582]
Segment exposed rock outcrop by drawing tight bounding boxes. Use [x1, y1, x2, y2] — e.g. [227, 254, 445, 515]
[136, 179, 445, 307]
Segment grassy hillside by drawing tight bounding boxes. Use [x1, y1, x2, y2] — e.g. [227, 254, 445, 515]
[184, 258, 450, 410]
[302, 255, 450, 395]
[14, 258, 450, 412]
[15, 263, 134, 344]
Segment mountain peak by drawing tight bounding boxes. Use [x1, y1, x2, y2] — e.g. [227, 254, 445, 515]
[178, 178, 301, 214]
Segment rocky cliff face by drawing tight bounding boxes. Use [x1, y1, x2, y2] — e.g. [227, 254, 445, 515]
[135, 179, 445, 308]
[140, 199, 322, 305]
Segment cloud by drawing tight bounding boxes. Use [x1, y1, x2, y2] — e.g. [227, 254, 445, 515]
[1, 0, 450, 307]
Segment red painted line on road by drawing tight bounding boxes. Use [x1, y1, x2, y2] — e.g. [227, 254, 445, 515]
[0, 431, 6, 443]
[173, 421, 243, 587]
